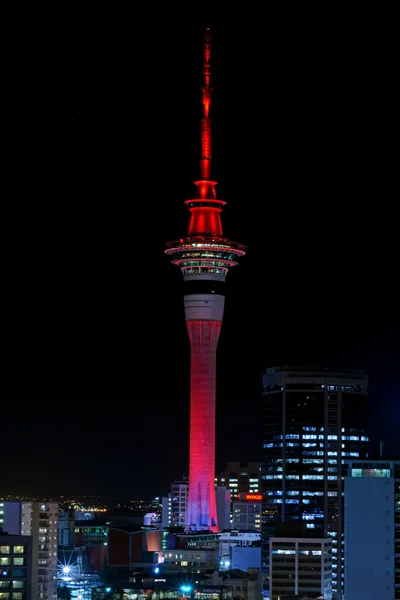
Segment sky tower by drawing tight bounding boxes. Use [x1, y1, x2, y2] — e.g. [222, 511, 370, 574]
[165, 28, 246, 532]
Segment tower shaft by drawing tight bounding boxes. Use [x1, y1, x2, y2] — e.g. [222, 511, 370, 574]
[186, 319, 221, 531]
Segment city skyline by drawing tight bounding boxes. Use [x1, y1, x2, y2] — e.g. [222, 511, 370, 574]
[2, 21, 398, 500]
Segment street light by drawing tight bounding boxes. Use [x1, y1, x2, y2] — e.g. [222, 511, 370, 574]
[180, 585, 192, 594]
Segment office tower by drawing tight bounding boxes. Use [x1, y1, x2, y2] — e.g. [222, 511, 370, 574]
[261, 366, 369, 599]
[3, 501, 58, 600]
[0, 532, 33, 600]
[269, 532, 332, 600]
[215, 462, 262, 502]
[343, 459, 399, 600]
[232, 494, 262, 531]
[165, 28, 245, 532]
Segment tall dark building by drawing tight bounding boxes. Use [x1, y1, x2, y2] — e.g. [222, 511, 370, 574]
[261, 366, 369, 600]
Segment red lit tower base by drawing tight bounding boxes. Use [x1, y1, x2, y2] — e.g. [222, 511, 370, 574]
[165, 29, 245, 532]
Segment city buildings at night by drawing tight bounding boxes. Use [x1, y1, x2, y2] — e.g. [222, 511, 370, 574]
[162, 464, 261, 532]
[165, 28, 246, 533]
[2, 501, 58, 600]
[261, 366, 369, 599]
[343, 459, 400, 600]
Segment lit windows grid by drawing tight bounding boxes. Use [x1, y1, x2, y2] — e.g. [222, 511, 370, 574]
[262, 422, 369, 528]
[0, 543, 27, 598]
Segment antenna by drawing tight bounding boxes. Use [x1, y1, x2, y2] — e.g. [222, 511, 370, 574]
[200, 28, 213, 180]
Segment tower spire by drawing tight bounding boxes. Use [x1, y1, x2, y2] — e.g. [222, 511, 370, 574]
[200, 28, 212, 181]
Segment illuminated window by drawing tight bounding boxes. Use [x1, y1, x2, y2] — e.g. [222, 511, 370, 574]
[12, 547, 24, 555]
[0, 559, 10, 566]
[0, 548, 10, 555]
[12, 582, 24, 589]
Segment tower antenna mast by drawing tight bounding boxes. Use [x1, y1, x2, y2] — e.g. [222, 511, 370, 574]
[200, 28, 212, 181]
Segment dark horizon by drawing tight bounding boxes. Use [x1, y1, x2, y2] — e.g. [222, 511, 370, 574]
[1, 350, 398, 501]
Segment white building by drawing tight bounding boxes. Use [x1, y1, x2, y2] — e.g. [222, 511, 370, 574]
[219, 530, 261, 571]
[3, 501, 58, 600]
[162, 476, 189, 529]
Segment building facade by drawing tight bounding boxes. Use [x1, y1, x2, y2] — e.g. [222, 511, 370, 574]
[215, 463, 262, 503]
[269, 535, 332, 600]
[161, 476, 189, 530]
[219, 531, 261, 570]
[343, 459, 400, 600]
[2, 502, 58, 600]
[232, 495, 262, 532]
[57, 509, 75, 550]
[261, 366, 369, 599]
[0, 533, 33, 600]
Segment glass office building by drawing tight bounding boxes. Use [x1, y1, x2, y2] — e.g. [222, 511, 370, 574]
[261, 366, 369, 599]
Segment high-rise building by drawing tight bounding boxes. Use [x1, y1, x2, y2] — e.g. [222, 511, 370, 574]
[2, 501, 58, 600]
[165, 28, 246, 533]
[0, 532, 33, 600]
[261, 366, 369, 599]
[343, 459, 400, 600]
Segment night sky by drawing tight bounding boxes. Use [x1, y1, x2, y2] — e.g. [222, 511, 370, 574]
[2, 14, 398, 500]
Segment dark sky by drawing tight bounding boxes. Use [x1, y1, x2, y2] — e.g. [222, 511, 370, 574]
[2, 14, 398, 500]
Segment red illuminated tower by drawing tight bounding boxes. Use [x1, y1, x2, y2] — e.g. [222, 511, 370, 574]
[165, 29, 246, 532]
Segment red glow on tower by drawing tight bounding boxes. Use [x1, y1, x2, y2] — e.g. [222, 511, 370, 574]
[165, 28, 246, 533]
